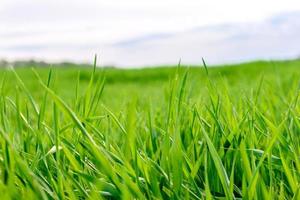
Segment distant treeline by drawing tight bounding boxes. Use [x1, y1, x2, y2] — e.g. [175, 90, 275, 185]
[0, 59, 98, 68]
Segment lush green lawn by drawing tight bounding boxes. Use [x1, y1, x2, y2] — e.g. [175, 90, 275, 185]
[2, 60, 300, 109]
[0, 59, 299, 199]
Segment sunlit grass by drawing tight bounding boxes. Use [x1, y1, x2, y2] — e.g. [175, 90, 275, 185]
[0, 59, 299, 199]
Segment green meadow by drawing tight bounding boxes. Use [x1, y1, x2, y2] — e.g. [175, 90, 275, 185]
[0, 59, 299, 199]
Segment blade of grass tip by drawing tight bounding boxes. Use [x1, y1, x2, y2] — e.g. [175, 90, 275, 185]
[177, 58, 181, 69]
[6, 97, 34, 132]
[93, 54, 97, 72]
[166, 62, 179, 128]
[37, 77, 121, 188]
[83, 54, 98, 116]
[11, 67, 39, 116]
[177, 68, 188, 115]
[174, 58, 181, 83]
[102, 104, 127, 135]
[254, 74, 264, 104]
[37, 68, 52, 129]
[197, 113, 234, 200]
[39, 79, 124, 191]
[202, 57, 209, 76]
[88, 54, 98, 86]
[90, 54, 98, 89]
[166, 80, 175, 128]
[87, 77, 105, 116]
[34, 72, 95, 144]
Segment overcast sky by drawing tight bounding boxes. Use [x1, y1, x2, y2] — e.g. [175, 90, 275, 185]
[1, 0, 300, 66]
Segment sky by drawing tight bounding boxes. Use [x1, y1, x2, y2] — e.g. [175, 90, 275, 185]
[1, 0, 300, 66]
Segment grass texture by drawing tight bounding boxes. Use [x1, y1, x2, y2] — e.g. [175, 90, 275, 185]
[0, 59, 299, 199]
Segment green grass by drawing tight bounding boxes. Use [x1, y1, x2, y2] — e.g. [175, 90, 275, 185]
[0, 59, 299, 199]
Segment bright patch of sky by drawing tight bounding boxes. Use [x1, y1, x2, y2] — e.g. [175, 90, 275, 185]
[0, 0, 300, 66]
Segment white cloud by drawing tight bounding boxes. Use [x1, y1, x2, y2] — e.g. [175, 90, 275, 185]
[0, 0, 300, 65]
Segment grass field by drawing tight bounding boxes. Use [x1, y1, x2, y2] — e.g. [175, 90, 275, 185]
[0, 59, 299, 199]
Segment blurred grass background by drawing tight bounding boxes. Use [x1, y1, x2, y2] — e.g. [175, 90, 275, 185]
[1, 59, 299, 111]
